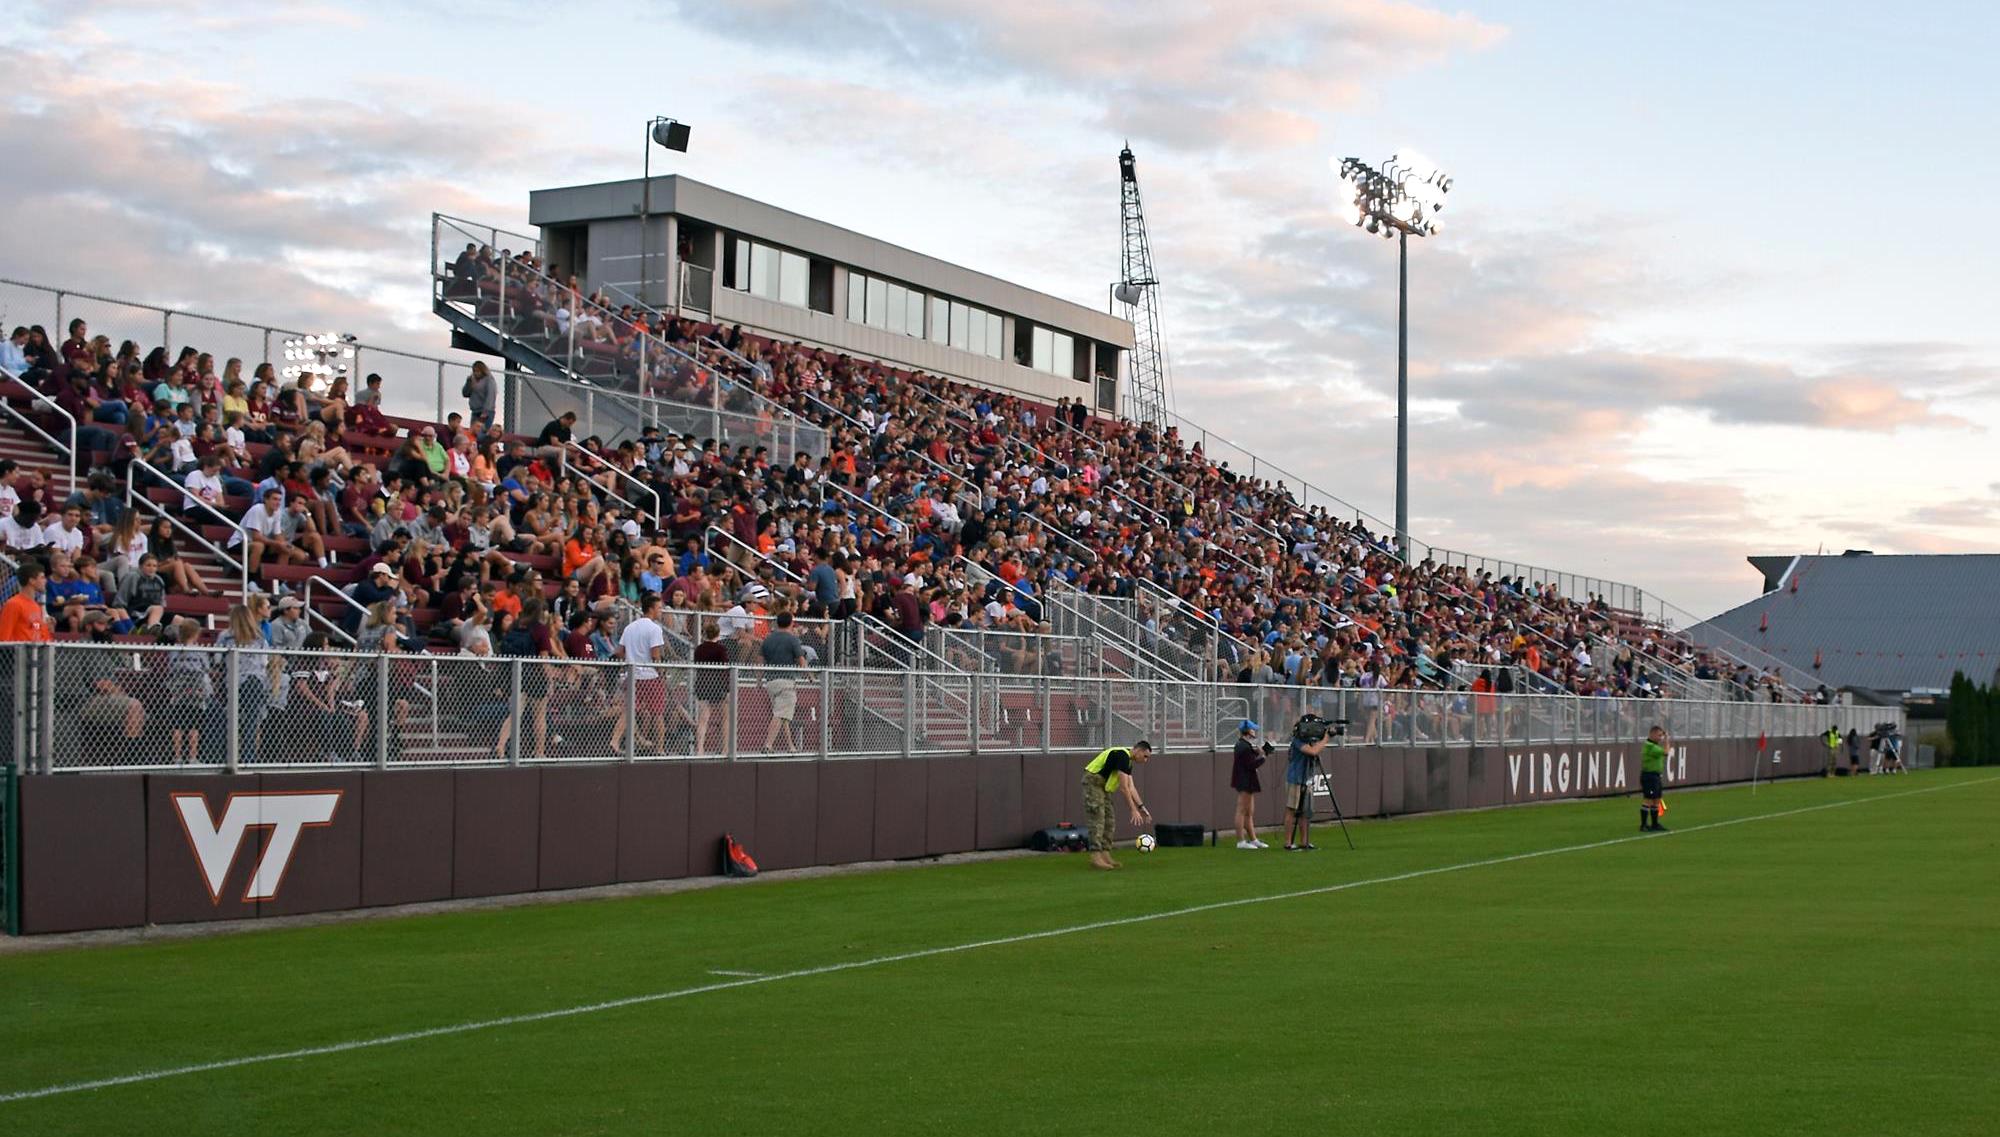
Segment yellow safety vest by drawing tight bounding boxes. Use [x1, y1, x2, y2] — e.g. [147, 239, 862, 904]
[1085, 747, 1130, 792]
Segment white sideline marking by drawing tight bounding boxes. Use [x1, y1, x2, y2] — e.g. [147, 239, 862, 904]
[3, 775, 1990, 1106]
[707, 969, 764, 978]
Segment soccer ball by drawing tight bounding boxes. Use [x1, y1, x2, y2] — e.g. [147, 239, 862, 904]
[1135, 833, 1157, 853]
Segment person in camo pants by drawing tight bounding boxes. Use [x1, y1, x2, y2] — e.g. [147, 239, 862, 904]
[1081, 741, 1152, 870]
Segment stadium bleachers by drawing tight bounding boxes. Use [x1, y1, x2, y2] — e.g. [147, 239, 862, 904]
[0, 258, 1834, 769]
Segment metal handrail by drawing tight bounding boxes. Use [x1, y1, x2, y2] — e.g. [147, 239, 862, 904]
[0, 276, 536, 435]
[17, 638, 1884, 772]
[0, 364, 80, 496]
[1046, 408, 1314, 569]
[1586, 631, 1708, 700]
[561, 440, 658, 522]
[1133, 577, 1253, 668]
[541, 286, 1773, 697]
[124, 457, 251, 598]
[598, 282, 819, 451]
[1661, 594, 1822, 695]
[434, 217, 822, 460]
[300, 575, 363, 647]
[1159, 402, 1659, 609]
[703, 524, 804, 583]
[853, 611, 972, 674]
[1045, 580, 1201, 682]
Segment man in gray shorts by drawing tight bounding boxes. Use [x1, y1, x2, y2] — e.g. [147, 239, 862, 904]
[760, 612, 809, 752]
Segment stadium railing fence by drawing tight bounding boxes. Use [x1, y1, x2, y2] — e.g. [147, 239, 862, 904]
[0, 642, 1901, 774]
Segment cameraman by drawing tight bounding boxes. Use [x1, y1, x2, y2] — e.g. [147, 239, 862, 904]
[1231, 720, 1270, 850]
[1283, 716, 1331, 851]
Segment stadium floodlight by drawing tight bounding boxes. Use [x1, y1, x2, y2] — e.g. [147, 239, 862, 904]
[280, 332, 356, 384]
[639, 115, 692, 311]
[1333, 150, 1454, 560]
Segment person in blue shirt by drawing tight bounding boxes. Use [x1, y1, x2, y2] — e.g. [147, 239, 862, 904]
[808, 555, 842, 609]
[1281, 721, 1330, 851]
[0, 327, 30, 375]
[638, 553, 669, 596]
[677, 539, 711, 579]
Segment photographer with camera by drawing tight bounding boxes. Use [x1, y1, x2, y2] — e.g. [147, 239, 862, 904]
[1282, 715, 1333, 852]
[1231, 721, 1271, 850]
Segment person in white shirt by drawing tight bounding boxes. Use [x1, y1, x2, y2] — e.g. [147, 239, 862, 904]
[719, 599, 754, 641]
[1, 500, 47, 551]
[232, 488, 312, 575]
[39, 505, 88, 557]
[932, 498, 962, 532]
[618, 591, 669, 750]
[182, 454, 230, 521]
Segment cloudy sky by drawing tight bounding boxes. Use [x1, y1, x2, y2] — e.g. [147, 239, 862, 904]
[4, 0, 1995, 617]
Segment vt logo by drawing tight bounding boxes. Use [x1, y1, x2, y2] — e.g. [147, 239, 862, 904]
[171, 792, 343, 903]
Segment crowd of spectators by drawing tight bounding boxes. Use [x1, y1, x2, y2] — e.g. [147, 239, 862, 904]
[1, 279, 1810, 768]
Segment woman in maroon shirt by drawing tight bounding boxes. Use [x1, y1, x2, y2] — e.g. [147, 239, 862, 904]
[1230, 720, 1270, 850]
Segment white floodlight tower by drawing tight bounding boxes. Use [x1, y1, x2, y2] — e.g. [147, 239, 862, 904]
[1115, 145, 1172, 431]
[1334, 150, 1453, 560]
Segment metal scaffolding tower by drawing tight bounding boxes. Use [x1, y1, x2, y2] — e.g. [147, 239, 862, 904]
[1115, 145, 1171, 430]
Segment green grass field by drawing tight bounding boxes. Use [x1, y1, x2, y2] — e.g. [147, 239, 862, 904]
[3, 770, 1996, 1135]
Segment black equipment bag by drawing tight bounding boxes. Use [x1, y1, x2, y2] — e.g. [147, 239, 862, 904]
[1154, 823, 1204, 847]
[1028, 824, 1088, 852]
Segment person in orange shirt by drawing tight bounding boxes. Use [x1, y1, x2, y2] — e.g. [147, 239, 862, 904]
[0, 561, 53, 642]
[561, 525, 606, 587]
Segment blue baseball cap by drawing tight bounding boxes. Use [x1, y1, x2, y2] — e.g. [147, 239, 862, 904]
[1240, 720, 1259, 732]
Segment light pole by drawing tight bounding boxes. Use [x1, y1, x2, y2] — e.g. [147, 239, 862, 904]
[1335, 153, 1451, 561]
[639, 116, 691, 308]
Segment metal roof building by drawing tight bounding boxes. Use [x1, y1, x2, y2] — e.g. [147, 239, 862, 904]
[1697, 552, 2000, 695]
[526, 175, 1134, 413]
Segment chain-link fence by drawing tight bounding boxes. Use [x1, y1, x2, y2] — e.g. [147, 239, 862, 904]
[4, 642, 1901, 773]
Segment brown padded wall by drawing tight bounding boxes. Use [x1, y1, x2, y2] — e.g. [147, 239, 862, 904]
[1020, 754, 1067, 831]
[1428, 750, 1453, 813]
[872, 758, 928, 860]
[1254, 752, 1284, 827]
[924, 757, 977, 856]
[538, 766, 620, 892]
[1142, 755, 1183, 832]
[19, 733, 1842, 934]
[1062, 755, 1086, 829]
[753, 762, 819, 872]
[686, 762, 757, 877]
[1187, 752, 1221, 830]
[816, 760, 876, 865]
[974, 755, 1024, 850]
[452, 767, 541, 899]
[1403, 752, 1431, 814]
[1329, 751, 1359, 820]
[1683, 740, 1713, 788]
[616, 763, 689, 883]
[1209, 752, 1240, 831]
[1378, 749, 1405, 814]
[1468, 748, 1503, 810]
[259, 771, 365, 919]
[18, 774, 146, 934]
[362, 769, 454, 908]
[147, 773, 264, 925]
[1353, 751, 1382, 817]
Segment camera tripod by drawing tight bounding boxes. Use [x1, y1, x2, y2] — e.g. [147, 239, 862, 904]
[1304, 751, 1356, 850]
